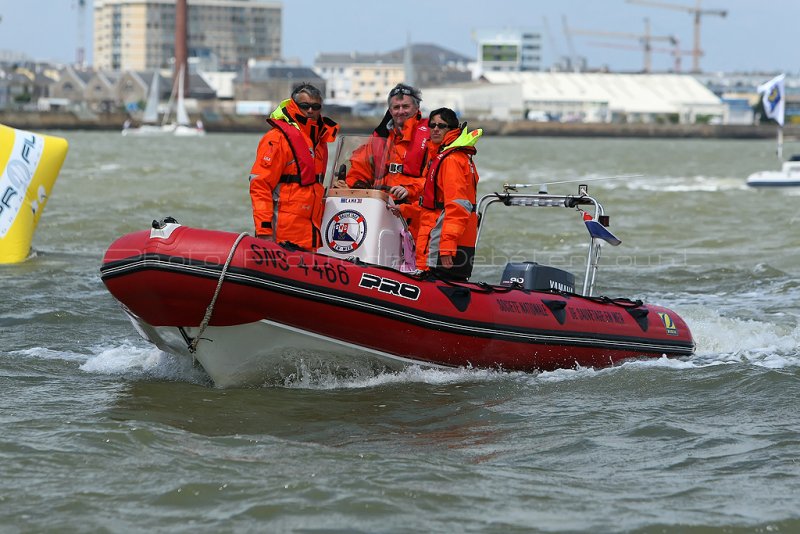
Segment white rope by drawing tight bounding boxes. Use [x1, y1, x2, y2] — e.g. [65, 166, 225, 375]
[188, 232, 249, 354]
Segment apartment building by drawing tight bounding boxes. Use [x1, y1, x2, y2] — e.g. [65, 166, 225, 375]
[93, 0, 281, 72]
[315, 44, 472, 105]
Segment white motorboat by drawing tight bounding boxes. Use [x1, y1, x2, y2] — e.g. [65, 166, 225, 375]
[747, 156, 800, 187]
[747, 74, 797, 187]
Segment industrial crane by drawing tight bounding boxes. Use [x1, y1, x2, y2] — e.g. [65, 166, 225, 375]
[566, 18, 677, 73]
[585, 40, 692, 72]
[626, 0, 727, 73]
[561, 15, 582, 72]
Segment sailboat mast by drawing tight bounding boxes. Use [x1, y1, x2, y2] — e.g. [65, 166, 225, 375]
[175, 0, 188, 97]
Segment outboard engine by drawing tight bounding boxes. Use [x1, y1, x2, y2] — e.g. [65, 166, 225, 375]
[500, 262, 575, 293]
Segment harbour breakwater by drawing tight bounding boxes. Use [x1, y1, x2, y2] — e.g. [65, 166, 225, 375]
[0, 110, 793, 139]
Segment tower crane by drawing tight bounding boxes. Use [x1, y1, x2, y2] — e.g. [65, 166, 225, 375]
[586, 40, 692, 72]
[561, 15, 581, 72]
[566, 18, 677, 73]
[542, 16, 565, 70]
[626, 0, 727, 73]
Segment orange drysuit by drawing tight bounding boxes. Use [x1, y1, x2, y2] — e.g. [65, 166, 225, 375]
[415, 127, 482, 280]
[249, 99, 338, 250]
[345, 111, 430, 204]
[397, 137, 442, 240]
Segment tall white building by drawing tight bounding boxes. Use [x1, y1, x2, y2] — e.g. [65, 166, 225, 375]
[473, 28, 543, 77]
[93, 0, 282, 72]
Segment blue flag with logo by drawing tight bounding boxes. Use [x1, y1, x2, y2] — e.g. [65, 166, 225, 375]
[759, 74, 785, 126]
[581, 211, 621, 246]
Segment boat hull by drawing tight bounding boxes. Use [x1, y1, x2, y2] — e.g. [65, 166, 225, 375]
[101, 225, 695, 387]
[746, 175, 800, 187]
[121, 124, 205, 137]
[747, 161, 800, 187]
[123, 312, 439, 387]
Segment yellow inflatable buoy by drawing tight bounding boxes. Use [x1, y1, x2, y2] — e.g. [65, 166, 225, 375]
[0, 124, 68, 263]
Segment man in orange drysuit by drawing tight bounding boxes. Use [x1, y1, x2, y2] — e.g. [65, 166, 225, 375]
[334, 83, 430, 206]
[249, 83, 339, 250]
[415, 107, 482, 281]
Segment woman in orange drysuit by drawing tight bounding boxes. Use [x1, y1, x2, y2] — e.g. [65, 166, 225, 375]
[396, 115, 444, 241]
[415, 107, 482, 280]
[335, 84, 430, 206]
[249, 84, 339, 250]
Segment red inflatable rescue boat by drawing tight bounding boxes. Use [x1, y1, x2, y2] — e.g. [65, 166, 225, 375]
[101, 178, 694, 387]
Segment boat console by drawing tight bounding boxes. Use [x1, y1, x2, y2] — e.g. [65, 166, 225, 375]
[317, 188, 413, 271]
[320, 136, 621, 295]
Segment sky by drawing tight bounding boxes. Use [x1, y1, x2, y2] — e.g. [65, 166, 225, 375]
[0, 0, 795, 74]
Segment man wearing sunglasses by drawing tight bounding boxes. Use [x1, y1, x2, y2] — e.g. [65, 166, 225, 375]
[249, 83, 339, 250]
[335, 83, 430, 206]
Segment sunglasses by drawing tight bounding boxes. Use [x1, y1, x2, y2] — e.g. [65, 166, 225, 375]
[296, 102, 322, 110]
[389, 86, 414, 98]
[429, 122, 451, 130]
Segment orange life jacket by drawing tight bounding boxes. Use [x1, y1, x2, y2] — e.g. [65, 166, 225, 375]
[420, 146, 477, 210]
[266, 118, 317, 186]
[309, 116, 338, 181]
[372, 112, 430, 178]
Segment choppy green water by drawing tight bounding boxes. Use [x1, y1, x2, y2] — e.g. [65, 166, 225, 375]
[1, 131, 799, 532]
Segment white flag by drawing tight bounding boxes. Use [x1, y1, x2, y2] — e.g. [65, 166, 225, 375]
[759, 73, 785, 126]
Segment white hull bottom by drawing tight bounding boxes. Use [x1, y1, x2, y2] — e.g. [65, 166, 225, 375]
[747, 163, 800, 187]
[122, 124, 206, 137]
[173, 124, 206, 137]
[746, 177, 800, 187]
[123, 310, 445, 387]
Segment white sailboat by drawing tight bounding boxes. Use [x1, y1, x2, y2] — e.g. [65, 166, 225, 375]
[121, 67, 205, 137]
[161, 65, 205, 137]
[121, 71, 168, 136]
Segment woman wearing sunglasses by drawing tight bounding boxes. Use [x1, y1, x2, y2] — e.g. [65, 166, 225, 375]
[249, 83, 339, 250]
[414, 107, 483, 280]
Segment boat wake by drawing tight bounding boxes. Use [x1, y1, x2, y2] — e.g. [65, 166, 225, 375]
[616, 174, 750, 192]
[11, 300, 797, 391]
[65, 308, 799, 389]
[683, 304, 800, 366]
[74, 343, 513, 389]
[79, 343, 211, 385]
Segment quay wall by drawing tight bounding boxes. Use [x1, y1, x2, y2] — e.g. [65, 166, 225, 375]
[0, 111, 793, 139]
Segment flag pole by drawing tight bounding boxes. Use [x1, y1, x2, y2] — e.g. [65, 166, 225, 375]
[758, 73, 786, 161]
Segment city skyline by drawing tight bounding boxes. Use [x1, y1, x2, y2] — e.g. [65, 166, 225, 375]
[0, 0, 795, 74]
